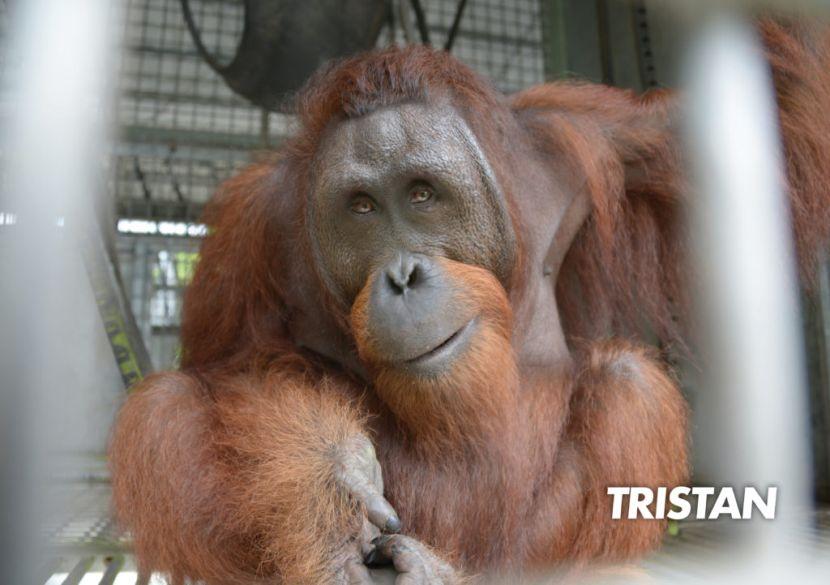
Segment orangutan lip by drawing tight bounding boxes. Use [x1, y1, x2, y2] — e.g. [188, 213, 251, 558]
[405, 317, 476, 366]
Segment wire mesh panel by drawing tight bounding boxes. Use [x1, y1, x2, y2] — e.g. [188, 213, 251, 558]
[116, 235, 200, 369]
[400, 0, 545, 92]
[114, 0, 547, 369]
[115, 0, 279, 222]
[115, 0, 268, 369]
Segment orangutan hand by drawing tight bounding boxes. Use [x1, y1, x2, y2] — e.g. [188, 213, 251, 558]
[332, 437, 462, 584]
[333, 434, 401, 535]
[331, 434, 401, 584]
[365, 534, 463, 585]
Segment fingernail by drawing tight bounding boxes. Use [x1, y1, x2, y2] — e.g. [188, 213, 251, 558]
[384, 515, 401, 533]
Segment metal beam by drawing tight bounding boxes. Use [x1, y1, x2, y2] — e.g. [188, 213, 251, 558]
[117, 198, 205, 223]
[121, 125, 270, 151]
[540, 0, 569, 80]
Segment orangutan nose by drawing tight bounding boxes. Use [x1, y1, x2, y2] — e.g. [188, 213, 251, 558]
[369, 252, 467, 364]
[384, 252, 424, 295]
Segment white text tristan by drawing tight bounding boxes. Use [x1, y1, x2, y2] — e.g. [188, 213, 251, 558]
[607, 487, 777, 520]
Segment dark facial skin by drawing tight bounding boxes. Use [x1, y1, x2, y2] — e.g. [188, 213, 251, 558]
[308, 102, 517, 371]
[309, 103, 516, 300]
[362, 252, 483, 375]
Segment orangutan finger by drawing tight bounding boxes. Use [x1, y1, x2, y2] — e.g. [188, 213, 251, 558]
[364, 490, 401, 533]
[344, 558, 374, 585]
[369, 535, 458, 585]
[333, 435, 401, 533]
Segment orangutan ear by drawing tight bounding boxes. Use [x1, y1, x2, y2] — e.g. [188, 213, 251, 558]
[511, 82, 687, 346]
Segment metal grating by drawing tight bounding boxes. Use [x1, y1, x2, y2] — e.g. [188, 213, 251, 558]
[114, 0, 277, 221]
[397, 0, 546, 93]
[116, 237, 199, 369]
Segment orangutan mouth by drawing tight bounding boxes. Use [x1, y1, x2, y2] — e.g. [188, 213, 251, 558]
[404, 317, 477, 372]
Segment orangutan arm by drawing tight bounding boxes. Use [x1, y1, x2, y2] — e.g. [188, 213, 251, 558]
[108, 370, 398, 585]
[526, 339, 690, 566]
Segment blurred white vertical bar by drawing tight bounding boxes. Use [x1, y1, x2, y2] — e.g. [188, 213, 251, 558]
[0, 1, 121, 582]
[685, 13, 811, 561]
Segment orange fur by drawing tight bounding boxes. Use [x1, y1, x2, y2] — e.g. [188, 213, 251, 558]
[110, 370, 368, 584]
[565, 341, 689, 561]
[761, 18, 830, 284]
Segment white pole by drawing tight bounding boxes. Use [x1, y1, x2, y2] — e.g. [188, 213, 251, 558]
[0, 1, 121, 582]
[685, 14, 812, 563]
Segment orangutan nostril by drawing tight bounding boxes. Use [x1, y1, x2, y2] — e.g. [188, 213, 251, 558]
[385, 270, 407, 295]
[384, 253, 420, 295]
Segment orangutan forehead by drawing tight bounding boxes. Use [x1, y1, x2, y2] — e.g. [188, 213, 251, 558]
[312, 102, 497, 192]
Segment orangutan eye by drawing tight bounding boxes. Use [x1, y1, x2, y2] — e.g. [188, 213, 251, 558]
[349, 194, 376, 215]
[409, 185, 434, 205]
